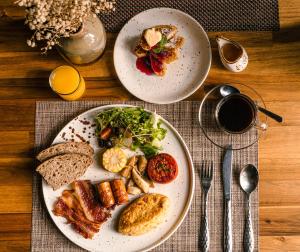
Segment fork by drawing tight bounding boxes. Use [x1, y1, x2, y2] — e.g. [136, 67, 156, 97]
[199, 161, 213, 252]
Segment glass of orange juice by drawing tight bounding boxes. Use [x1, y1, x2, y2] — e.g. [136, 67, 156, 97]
[49, 65, 86, 101]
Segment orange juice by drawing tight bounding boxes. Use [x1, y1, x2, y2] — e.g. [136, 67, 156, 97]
[49, 65, 85, 101]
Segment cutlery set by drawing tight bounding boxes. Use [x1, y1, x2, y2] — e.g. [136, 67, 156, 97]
[199, 147, 259, 252]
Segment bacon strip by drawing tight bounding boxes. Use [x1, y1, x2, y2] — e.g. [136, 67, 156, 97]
[72, 180, 110, 223]
[53, 181, 111, 239]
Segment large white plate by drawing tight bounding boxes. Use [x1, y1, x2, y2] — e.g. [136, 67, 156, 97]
[114, 8, 211, 104]
[42, 105, 195, 252]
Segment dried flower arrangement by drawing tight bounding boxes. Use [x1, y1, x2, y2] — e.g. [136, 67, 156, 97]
[15, 0, 115, 53]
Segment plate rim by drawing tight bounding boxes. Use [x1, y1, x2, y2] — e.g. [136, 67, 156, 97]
[42, 104, 195, 252]
[113, 7, 212, 104]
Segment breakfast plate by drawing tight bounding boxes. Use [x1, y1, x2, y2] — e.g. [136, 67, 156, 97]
[42, 104, 195, 252]
[114, 8, 211, 104]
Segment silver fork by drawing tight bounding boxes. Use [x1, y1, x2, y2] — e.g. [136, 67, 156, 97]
[199, 161, 213, 252]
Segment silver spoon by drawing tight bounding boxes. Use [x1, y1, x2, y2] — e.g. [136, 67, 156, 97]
[219, 84, 240, 97]
[239, 164, 259, 252]
[219, 85, 283, 123]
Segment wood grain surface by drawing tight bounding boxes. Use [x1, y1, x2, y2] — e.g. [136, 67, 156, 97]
[0, 0, 299, 251]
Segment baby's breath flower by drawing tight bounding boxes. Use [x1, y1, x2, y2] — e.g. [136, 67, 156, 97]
[15, 0, 116, 53]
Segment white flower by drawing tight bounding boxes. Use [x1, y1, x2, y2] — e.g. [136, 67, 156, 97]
[15, 0, 116, 52]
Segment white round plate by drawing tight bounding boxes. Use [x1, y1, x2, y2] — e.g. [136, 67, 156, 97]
[42, 105, 195, 252]
[114, 8, 211, 104]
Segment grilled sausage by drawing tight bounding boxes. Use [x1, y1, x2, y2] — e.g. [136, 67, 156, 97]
[110, 179, 128, 205]
[97, 181, 115, 208]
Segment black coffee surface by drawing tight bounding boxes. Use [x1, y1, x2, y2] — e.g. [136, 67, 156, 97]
[218, 96, 255, 133]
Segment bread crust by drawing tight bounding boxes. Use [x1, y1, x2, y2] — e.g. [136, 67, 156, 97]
[36, 141, 94, 162]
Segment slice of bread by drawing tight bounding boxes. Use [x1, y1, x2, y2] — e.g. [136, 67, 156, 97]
[36, 153, 93, 190]
[36, 142, 94, 162]
[160, 37, 184, 64]
[165, 36, 185, 50]
[156, 25, 178, 40]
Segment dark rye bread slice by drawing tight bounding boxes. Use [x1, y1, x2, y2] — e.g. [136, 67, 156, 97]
[36, 142, 94, 162]
[36, 154, 93, 190]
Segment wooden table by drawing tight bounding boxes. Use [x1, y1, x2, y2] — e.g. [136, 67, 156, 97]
[0, 0, 299, 251]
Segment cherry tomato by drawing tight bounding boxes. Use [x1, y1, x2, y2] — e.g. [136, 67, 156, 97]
[100, 127, 112, 140]
[147, 153, 178, 184]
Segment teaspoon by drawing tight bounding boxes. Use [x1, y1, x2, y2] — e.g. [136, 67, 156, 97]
[239, 164, 259, 252]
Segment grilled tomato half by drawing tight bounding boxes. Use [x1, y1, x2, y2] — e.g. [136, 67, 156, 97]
[147, 153, 178, 183]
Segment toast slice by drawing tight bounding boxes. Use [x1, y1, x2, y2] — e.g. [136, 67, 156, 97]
[36, 142, 94, 162]
[164, 36, 184, 50]
[36, 153, 93, 190]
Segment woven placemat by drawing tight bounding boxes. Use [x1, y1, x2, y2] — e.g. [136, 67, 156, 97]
[32, 101, 258, 252]
[100, 0, 279, 32]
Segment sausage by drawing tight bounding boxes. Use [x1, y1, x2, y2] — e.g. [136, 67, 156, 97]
[97, 181, 115, 208]
[110, 179, 128, 205]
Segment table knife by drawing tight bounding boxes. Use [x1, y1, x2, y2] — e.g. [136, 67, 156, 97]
[222, 146, 233, 252]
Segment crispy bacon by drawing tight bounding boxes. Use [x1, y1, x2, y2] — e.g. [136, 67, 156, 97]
[72, 180, 110, 223]
[53, 181, 111, 239]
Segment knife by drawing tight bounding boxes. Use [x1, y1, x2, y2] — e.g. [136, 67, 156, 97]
[222, 146, 233, 252]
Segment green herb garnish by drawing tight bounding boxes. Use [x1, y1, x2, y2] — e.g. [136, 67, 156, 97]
[157, 163, 171, 172]
[95, 107, 167, 158]
[152, 35, 168, 54]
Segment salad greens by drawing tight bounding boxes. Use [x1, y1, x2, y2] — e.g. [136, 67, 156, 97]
[95, 107, 167, 157]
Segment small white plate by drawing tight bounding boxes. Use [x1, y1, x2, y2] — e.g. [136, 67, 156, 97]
[42, 105, 195, 252]
[114, 8, 211, 104]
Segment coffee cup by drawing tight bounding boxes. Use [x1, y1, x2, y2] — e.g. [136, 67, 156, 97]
[215, 93, 267, 134]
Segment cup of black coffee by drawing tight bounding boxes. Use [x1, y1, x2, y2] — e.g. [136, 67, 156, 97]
[215, 94, 261, 134]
